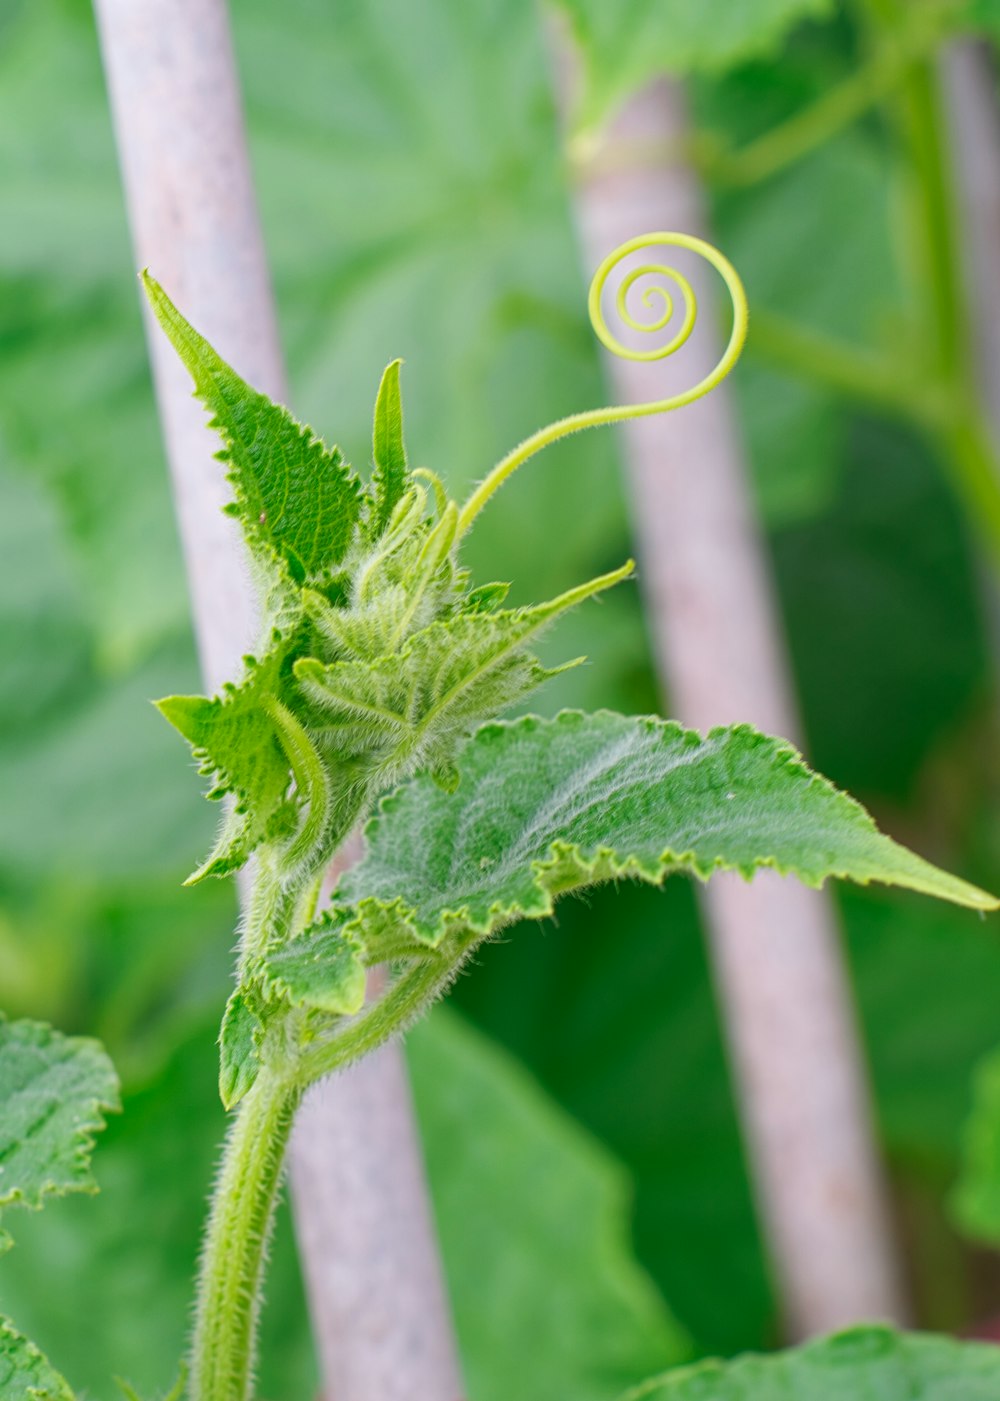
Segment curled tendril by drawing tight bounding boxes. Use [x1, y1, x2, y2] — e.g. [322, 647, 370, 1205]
[458, 231, 748, 536]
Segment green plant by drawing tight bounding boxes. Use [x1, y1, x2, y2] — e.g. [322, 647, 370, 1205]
[1, 231, 998, 1401]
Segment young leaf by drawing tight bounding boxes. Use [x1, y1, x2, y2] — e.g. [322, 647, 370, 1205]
[0, 1317, 75, 1401]
[141, 273, 363, 582]
[218, 992, 263, 1112]
[296, 562, 633, 778]
[335, 711, 995, 947]
[371, 359, 408, 534]
[258, 912, 367, 1016]
[617, 1324, 1000, 1399]
[156, 643, 292, 880]
[0, 1016, 120, 1252]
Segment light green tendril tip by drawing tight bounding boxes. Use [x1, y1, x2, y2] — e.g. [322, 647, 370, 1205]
[457, 231, 748, 536]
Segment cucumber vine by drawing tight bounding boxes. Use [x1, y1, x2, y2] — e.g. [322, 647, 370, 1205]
[0, 233, 996, 1401]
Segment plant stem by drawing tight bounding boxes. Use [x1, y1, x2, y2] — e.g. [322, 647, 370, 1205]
[297, 947, 466, 1087]
[703, 7, 949, 188]
[191, 1066, 301, 1401]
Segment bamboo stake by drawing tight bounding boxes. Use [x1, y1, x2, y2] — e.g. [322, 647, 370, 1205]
[92, 3, 463, 1396]
[551, 32, 909, 1339]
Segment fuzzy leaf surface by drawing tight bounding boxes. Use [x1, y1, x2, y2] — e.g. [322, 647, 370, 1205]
[218, 993, 262, 1112]
[0, 1017, 119, 1251]
[618, 1324, 1000, 1399]
[371, 359, 408, 533]
[336, 711, 994, 945]
[142, 274, 363, 582]
[0, 1318, 75, 1401]
[259, 914, 367, 1016]
[297, 565, 630, 777]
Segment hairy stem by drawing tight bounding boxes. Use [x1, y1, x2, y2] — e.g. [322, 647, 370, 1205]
[191, 1066, 301, 1401]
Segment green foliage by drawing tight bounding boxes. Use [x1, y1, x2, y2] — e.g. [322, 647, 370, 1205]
[143, 274, 363, 587]
[370, 358, 408, 533]
[0, 1016, 119, 1254]
[0, 1319, 74, 1401]
[556, 0, 834, 131]
[335, 711, 994, 946]
[618, 1325, 1000, 1399]
[0, 1016, 119, 1400]
[409, 1008, 689, 1401]
[951, 1042, 1000, 1244]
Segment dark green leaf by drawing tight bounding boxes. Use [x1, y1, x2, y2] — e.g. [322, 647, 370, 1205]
[619, 1324, 1000, 1399]
[142, 273, 363, 583]
[409, 1008, 689, 1401]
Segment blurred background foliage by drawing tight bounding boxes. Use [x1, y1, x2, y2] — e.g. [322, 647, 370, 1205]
[5, 0, 1000, 1396]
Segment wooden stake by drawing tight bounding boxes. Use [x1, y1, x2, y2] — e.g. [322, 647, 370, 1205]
[92, 2, 463, 1394]
[551, 32, 908, 1339]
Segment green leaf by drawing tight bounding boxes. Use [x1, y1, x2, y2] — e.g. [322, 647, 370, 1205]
[618, 1324, 1000, 1399]
[556, 0, 833, 131]
[951, 1042, 1000, 1244]
[218, 993, 262, 1112]
[0, 1317, 75, 1401]
[141, 273, 363, 584]
[258, 913, 367, 1017]
[156, 643, 292, 880]
[408, 1008, 689, 1401]
[0, 1017, 119, 1252]
[371, 359, 408, 534]
[337, 711, 995, 947]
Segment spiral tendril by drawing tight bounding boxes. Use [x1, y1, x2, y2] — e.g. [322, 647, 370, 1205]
[458, 231, 748, 536]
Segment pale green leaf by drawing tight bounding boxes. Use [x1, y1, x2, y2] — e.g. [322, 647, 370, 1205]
[556, 0, 833, 130]
[0, 1317, 75, 1401]
[618, 1324, 1000, 1399]
[258, 915, 367, 1017]
[371, 359, 408, 534]
[142, 273, 363, 583]
[0, 1017, 119, 1251]
[409, 1009, 689, 1401]
[337, 711, 995, 947]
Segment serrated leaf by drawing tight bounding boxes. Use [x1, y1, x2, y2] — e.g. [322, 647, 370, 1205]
[258, 912, 367, 1016]
[556, 0, 833, 131]
[371, 359, 407, 534]
[618, 1324, 1000, 1399]
[142, 273, 363, 582]
[336, 711, 995, 947]
[155, 643, 291, 879]
[218, 992, 262, 1111]
[0, 1017, 119, 1251]
[0, 1317, 75, 1401]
